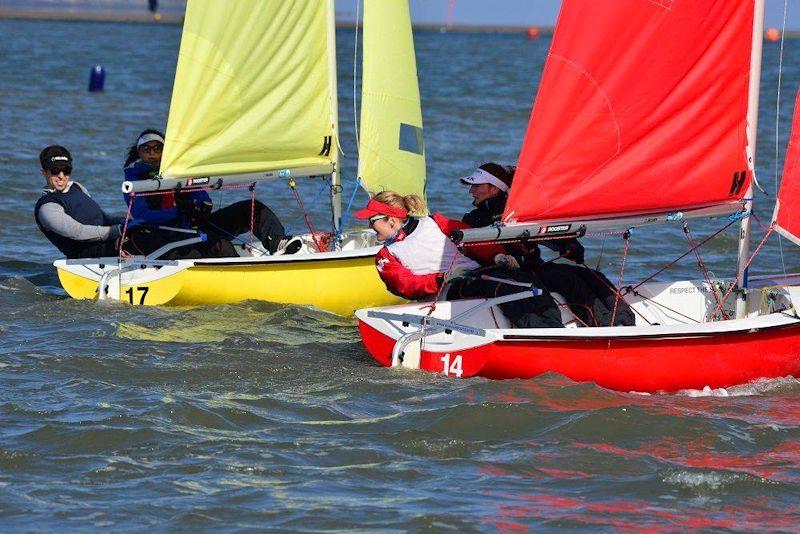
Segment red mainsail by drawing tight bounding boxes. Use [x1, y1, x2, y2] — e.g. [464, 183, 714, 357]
[504, 0, 755, 224]
[774, 90, 800, 246]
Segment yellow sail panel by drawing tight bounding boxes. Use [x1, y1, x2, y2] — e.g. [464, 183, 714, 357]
[160, 0, 336, 178]
[358, 0, 426, 207]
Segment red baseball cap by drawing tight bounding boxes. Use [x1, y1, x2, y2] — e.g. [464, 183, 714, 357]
[354, 199, 408, 220]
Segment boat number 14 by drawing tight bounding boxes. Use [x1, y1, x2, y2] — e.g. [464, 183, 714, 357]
[125, 286, 149, 305]
[440, 354, 463, 378]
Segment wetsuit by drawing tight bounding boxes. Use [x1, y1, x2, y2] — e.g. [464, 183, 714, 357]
[36, 180, 175, 259]
[35, 181, 122, 259]
[462, 195, 635, 327]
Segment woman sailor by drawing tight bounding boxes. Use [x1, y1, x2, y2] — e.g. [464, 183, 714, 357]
[122, 128, 299, 256]
[458, 163, 635, 327]
[355, 191, 563, 328]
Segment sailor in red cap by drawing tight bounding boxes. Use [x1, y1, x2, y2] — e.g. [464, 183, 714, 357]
[355, 191, 491, 300]
[356, 191, 563, 328]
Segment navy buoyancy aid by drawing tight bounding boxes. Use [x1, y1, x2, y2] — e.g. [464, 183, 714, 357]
[34, 183, 115, 258]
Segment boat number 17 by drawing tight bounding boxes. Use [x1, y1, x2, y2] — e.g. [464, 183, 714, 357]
[125, 287, 149, 305]
[440, 354, 463, 378]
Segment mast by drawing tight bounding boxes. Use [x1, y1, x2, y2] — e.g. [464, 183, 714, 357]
[736, 0, 766, 319]
[327, 0, 342, 239]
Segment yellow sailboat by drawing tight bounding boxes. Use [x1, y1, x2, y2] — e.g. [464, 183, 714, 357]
[54, 0, 426, 316]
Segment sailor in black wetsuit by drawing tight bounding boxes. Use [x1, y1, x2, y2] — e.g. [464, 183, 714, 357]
[461, 163, 585, 264]
[459, 162, 635, 327]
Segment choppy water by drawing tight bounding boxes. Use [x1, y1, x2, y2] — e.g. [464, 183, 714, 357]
[2, 17, 800, 529]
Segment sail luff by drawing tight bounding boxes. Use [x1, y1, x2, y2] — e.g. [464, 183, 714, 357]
[736, 0, 766, 318]
[327, 0, 342, 236]
[356, 0, 427, 208]
[773, 89, 800, 246]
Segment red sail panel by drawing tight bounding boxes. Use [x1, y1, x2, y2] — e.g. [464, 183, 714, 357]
[774, 90, 800, 246]
[505, 0, 754, 224]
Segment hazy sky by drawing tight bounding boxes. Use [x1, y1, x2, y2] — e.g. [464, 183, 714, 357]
[339, 1, 800, 30]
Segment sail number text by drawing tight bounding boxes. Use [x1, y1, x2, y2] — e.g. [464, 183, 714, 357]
[125, 286, 149, 305]
[440, 354, 463, 378]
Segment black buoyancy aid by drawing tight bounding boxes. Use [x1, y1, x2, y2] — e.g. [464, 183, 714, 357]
[34, 183, 114, 258]
[461, 195, 507, 228]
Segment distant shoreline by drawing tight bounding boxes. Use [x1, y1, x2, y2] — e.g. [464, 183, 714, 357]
[0, 7, 553, 34]
[2, 8, 797, 38]
[0, 7, 184, 24]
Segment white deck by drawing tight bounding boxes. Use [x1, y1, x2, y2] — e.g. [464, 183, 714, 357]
[356, 274, 800, 353]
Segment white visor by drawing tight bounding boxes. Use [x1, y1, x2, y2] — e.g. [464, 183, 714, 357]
[137, 133, 165, 147]
[459, 168, 509, 193]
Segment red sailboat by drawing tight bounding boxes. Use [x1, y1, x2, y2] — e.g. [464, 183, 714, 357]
[355, 0, 800, 393]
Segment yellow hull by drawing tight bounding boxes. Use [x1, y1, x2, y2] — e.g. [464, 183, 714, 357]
[56, 252, 402, 316]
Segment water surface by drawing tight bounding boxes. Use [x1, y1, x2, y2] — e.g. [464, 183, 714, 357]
[1, 18, 800, 530]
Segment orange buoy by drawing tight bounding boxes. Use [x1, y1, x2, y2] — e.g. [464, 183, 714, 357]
[765, 27, 780, 42]
[526, 27, 541, 40]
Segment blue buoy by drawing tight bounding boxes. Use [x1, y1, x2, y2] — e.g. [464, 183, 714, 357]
[88, 65, 105, 92]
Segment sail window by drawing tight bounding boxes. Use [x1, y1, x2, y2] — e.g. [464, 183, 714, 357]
[399, 123, 424, 155]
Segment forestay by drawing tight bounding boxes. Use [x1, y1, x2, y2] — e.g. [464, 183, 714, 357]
[503, 0, 755, 226]
[159, 0, 337, 179]
[357, 0, 427, 208]
[774, 90, 800, 246]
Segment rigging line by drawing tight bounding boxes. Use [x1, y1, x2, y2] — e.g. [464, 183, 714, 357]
[683, 222, 727, 319]
[352, 0, 361, 154]
[419, 249, 462, 354]
[249, 183, 256, 246]
[118, 193, 136, 259]
[595, 234, 607, 271]
[710, 225, 775, 319]
[610, 231, 631, 326]
[340, 176, 363, 231]
[289, 179, 327, 252]
[776, 0, 789, 277]
[630, 219, 736, 291]
[202, 219, 267, 256]
[295, 179, 329, 226]
[627, 288, 699, 325]
[575, 264, 652, 326]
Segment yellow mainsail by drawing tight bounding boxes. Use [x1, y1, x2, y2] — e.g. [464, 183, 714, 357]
[357, 0, 427, 206]
[160, 0, 337, 178]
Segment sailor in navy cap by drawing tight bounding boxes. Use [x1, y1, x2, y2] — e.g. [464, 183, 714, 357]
[34, 145, 129, 259]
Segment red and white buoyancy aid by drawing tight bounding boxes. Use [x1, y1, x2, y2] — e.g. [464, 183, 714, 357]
[374, 214, 487, 300]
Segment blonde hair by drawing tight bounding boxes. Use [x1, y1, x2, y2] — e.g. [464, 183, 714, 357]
[373, 191, 426, 217]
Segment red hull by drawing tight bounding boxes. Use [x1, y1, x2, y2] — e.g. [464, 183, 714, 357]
[358, 321, 800, 393]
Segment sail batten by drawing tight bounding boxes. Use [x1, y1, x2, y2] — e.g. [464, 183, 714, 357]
[160, 0, 336, 179]
[505, 0, 755, 225]
[357, 0, 427, 206]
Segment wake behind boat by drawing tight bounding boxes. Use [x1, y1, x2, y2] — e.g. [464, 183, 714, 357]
[356, 0, 800, 392]
[54, 0, 427, 315]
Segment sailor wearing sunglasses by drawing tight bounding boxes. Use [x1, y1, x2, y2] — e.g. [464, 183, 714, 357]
[34, 145, 129, 259]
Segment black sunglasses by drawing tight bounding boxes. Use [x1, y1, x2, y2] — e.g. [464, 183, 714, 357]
[48, 165, 72, 176]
